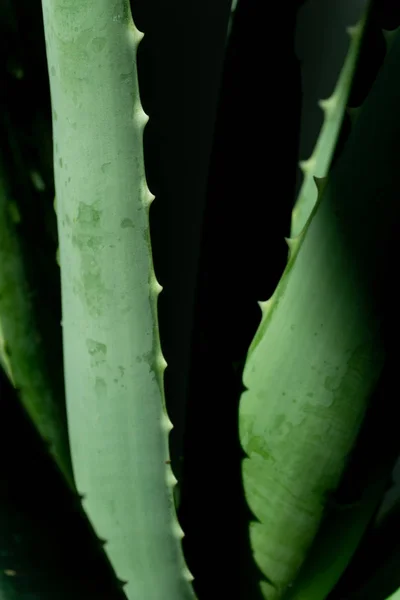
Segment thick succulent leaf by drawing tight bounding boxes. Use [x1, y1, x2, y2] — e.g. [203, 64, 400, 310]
[239, 25, 400, 600]
[40, 1, 195, 598]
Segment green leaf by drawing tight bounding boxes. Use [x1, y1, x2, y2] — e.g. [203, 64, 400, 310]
[41, 1, 195, 598]
[239, 25, 400, 599]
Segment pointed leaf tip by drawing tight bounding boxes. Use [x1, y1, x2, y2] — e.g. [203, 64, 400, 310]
[346, 21, 362, 40]
[285, 235, 302, 258]
[257, 299, 273, 318]
[299, 156, 315, 176]
[318, 96, 337, 115]
[97, 537, 108, 547]
[284, 236, 292, 249]
[183, 566, 195, 583]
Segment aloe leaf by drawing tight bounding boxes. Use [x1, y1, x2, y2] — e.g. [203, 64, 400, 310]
[239, 25, 400, 600]
[0, 152, 73, 489]
[291, 2, 372, 238]
[40, 2, 195, 598]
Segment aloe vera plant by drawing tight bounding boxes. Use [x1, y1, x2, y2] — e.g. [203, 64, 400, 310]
[2, 1, 400, 599]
